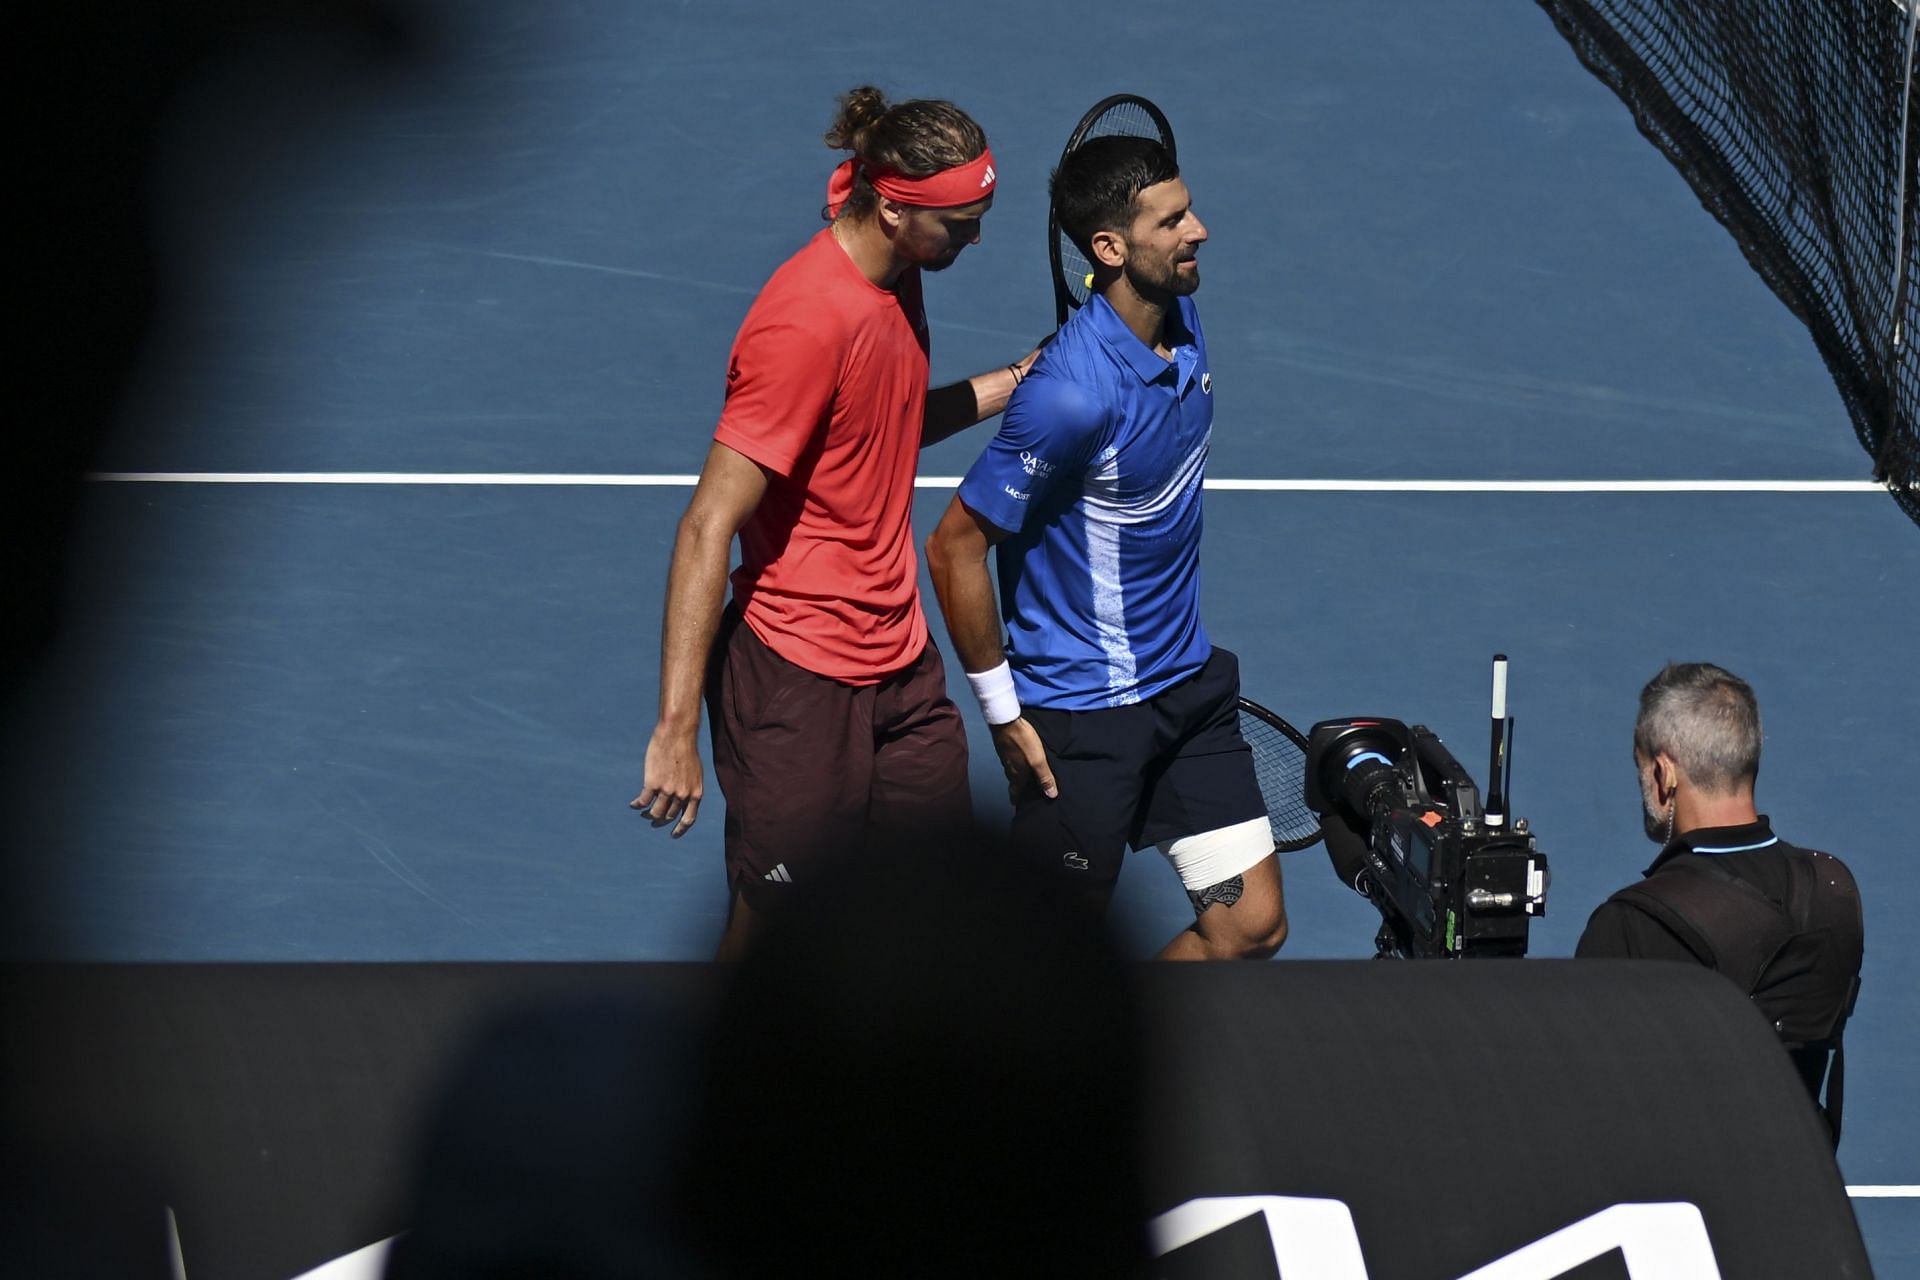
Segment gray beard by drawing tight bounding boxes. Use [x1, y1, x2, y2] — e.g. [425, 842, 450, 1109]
[1642, 797, 1672, 845]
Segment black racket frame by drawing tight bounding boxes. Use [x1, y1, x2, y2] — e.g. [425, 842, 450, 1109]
[1236, 696, 1324, 853]
[1047, 94, 1177, 327]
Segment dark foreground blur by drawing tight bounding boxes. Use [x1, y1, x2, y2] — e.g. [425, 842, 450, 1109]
[386, 830, 1150, 1278]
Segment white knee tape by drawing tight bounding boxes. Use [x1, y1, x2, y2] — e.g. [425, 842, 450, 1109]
[1158, 816, 1274, 892]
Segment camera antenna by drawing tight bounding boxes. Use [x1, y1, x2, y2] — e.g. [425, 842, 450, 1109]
[1503, 718, 1516, 822]
[1484, 654, 1514, 829]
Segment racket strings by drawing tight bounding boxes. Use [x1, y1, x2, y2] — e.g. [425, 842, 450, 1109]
[1057, 242, 1097, 305]
[1055, 104, 1174, 311]
[1082, 106, 1161, 139]
[1237, 711, 1322, 852]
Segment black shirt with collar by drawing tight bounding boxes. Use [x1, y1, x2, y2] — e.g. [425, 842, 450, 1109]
[1575, 815, 1803, 961]
[1577, 815, 1863, 1119]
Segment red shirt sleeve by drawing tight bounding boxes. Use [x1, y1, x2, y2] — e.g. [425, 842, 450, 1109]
[714, 314, 842, 478]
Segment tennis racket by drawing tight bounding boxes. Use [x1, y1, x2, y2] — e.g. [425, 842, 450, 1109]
[1048, 94, 1177, 327]
[1236, 697, 1324, 852]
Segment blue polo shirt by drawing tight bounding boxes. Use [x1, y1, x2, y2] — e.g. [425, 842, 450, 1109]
[957, 293, 1214, 711]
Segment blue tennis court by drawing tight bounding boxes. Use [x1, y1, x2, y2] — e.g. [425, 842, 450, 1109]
[6, 0, 1915, 1270]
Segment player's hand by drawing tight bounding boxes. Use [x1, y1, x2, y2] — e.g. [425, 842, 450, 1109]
[632, 722, 703, 838]
[989, 716, 1057, 802]
[1013, 341, 1046, 380]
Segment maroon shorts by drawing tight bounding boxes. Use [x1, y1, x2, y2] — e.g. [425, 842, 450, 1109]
[705, 606, 971, 901]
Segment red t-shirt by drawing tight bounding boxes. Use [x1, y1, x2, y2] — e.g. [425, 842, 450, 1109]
[715, 228, 932, 683]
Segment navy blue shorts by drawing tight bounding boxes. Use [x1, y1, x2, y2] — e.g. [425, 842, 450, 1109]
[1011, 646, 1267, 892]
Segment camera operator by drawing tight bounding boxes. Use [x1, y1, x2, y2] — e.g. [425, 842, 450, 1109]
[1576, 663, 1863, 1141]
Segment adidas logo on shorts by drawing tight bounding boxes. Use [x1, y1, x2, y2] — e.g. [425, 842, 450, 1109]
[763, 863, 793, 884]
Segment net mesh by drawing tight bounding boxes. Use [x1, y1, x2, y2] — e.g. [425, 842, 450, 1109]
[1534, 0, 1920, 525]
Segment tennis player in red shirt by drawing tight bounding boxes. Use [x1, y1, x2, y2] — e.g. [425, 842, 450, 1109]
[632, 86, 1040, 957]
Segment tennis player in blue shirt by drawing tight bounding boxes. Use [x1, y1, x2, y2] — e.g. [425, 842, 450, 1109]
[926, 135, 1287, 959]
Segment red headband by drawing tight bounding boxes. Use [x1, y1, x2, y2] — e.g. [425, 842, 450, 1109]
[826, 148, 998, 217]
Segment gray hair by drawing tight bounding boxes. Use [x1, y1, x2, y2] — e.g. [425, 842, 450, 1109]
[1634, 663, 1762, 793]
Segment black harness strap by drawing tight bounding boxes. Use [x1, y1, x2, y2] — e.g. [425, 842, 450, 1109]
[1611, 850, 1860, 1145]
[1611, 859, 1793, 986]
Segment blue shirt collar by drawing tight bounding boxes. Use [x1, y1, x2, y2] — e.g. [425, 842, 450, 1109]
[1085, 293, 1194, 385]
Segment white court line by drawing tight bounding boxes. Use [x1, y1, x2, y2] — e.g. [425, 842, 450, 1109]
[84, 472, 1888, 493]
[284, 1236, 396, 1280]
[1848, 1185, 1920, 1198]
[1195, 479, 1883, 493]
[88, 472, 705, 486]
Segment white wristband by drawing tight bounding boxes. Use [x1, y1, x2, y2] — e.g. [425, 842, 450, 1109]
[965, 661, 1021, 726]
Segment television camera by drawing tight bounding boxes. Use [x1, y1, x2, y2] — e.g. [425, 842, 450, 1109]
[1304, 657, 1549, 958]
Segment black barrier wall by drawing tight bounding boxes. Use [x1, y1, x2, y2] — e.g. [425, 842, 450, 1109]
[1, 961, 1870, 1279]
[1143, 961, 1867, 1278]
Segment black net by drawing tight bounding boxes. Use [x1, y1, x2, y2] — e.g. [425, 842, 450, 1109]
[1534, 0, 1920, 525]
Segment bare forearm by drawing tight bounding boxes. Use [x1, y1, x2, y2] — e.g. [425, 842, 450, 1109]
[635, 441, 765, 838]
[656, 512, 734, 731]
[929, 500, 1057, 798]
[927, 538, 1006, 675]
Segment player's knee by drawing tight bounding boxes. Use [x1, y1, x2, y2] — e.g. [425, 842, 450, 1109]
[1226, 899, 1288, 959]
[1187, 874, 1287, 959]
[1254, 902, 1289, 956]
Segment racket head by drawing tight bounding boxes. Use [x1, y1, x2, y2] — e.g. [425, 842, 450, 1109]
[1047, 94, 1177, 327]
[1235, 697, 1324, 853]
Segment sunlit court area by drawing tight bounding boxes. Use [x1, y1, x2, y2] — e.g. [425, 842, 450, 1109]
[8, 1, 1917, 1276]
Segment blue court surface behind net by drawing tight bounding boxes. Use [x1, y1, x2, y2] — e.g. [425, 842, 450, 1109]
[5, 1, 1914, 1267]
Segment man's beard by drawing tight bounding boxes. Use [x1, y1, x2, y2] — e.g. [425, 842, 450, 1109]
[1168, 256, 1201, 296]
[1640, 780, 1671, 844]
[1123, 253, 1200, 298]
